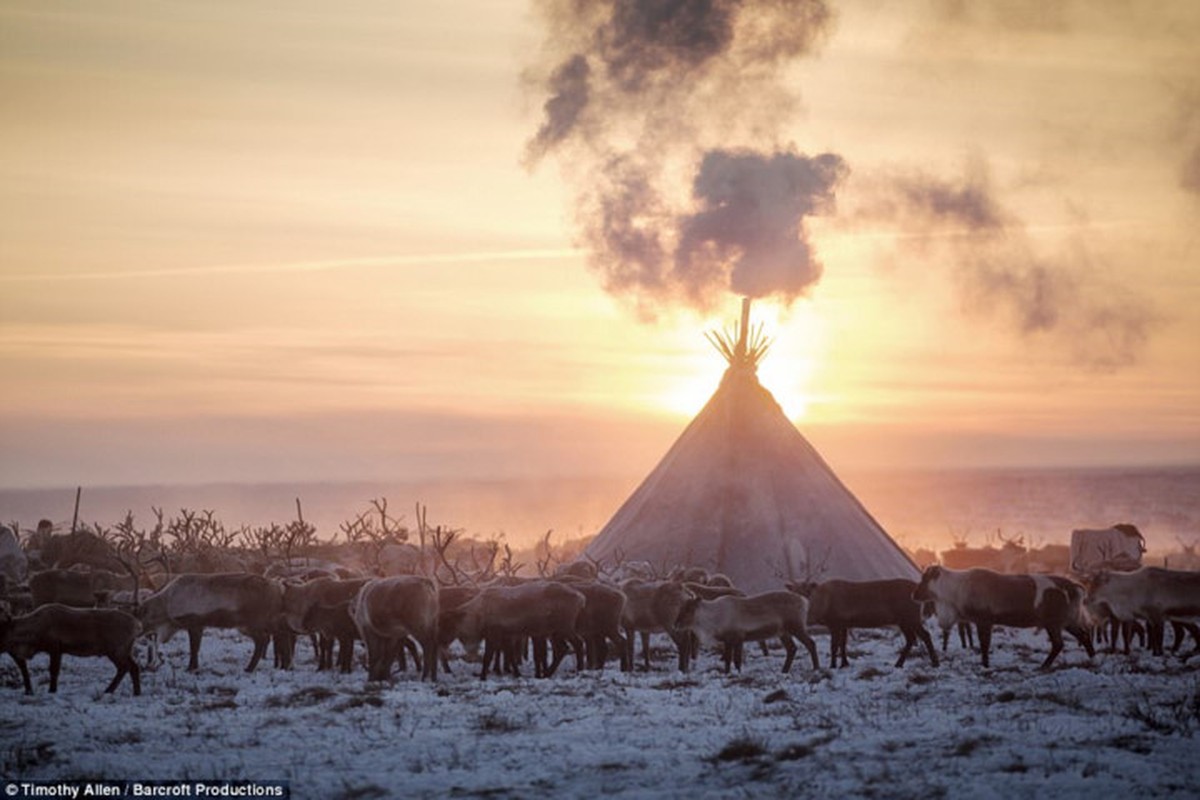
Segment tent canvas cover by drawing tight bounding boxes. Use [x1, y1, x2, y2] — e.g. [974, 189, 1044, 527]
[585, 303, 918, 592]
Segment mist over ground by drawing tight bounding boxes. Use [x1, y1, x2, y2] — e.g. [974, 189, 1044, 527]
[3, 465, 1196, 558]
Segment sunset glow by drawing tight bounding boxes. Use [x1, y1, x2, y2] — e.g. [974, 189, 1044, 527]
[1, 1, 1197, 489]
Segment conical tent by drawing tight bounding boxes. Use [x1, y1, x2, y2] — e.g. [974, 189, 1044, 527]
[585, 302, 918, 592]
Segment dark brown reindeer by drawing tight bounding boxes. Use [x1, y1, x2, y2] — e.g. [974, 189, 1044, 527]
[436, 584, 481, 673]
[1, 603, 141, 695]
[29, 568, 141, 609]
[281, 577, 370, 672]
[789, 579, 938, 669]
[351, 576, 440, 682]
[441, 580, 585, 680]
[562, 579, 629, 671]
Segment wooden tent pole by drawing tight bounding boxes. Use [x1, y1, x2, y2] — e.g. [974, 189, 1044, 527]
[71, 486, 81, 534]
[736, 297, 751, 360]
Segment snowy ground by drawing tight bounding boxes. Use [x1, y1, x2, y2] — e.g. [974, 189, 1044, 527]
[3, 626, 1199, 799]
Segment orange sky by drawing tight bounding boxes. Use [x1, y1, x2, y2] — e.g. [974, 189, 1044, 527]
[1, 1, 1198, 489]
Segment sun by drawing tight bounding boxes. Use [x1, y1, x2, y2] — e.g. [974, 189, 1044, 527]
[656, 299, 824, 421]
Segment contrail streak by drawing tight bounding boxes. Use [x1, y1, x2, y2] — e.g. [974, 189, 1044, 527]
[0, 248, 584, 283]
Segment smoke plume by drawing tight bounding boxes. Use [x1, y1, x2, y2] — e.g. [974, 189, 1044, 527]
[525, 0, 840, 315]
[869, 162, 1156, 370]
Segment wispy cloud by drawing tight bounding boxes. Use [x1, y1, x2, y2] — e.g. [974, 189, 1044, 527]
[0, 247, 583, 283]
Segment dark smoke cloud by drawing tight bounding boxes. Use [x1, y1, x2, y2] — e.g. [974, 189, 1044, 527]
[677, 150, 848, 303]
[1183, 145, 1200, 195]
[525, 0, 838, 314]
[577, 148, 846, 315]
[927, 0, 1073, 33]
[1171, 80, 1200, 197]
[868, 163, 1156, 370]
[525, 54, 592, 165]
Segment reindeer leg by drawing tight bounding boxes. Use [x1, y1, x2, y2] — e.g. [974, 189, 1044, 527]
[977, 623, 993, 668]
[1146, 616, 1165, 656]
[671, 631, 691, 673]
[104, 656, 127, 694]
[247, 631, 271, 673]
[573, 635, 586, 673]
[780, 636, 796, 674]
[316, 634, 330, 671]
[404, 637, 423, 675]
[1185, 622, 1200, 657]
[12, 655, 33, 694]
[896, 627, 916, 668]
[1170, 621, 1187, 654]
[273, 626, 294, 670]
[531, 638, 546, 678]
[919, 626, 939, 667]
[1041, 626, 1065, 669]
[507, 638, 523, 678]
[422, 635, 438, 682]
[1069, 625, 1095, 659]
[800, 630, 820, 671]
[542, 637, 562, 677]
[187, 626, 203, 671]
[566, 638, 585, 676]
[479, 638, 493, 680]
[609, 631, 628, 671]
[48, 649, 62, 693]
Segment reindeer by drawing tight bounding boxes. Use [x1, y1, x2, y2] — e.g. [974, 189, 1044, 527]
[351, 576, 439, 682]
[29, 569, 141, 609]
[1, 604, 141, 695]
[914, 566, 1094, 669]
[619, 579, 695, 672]
[441, 580, 585, 680]
[674, 591, 821, 674]
[281, 577, 370, 672]
[1169, 537, 1200, 571]
[790, 579, 938, 669]
[137, 573, 284, 672]
[564, 580, 629, 671]
[1085, 567, 1200, 656]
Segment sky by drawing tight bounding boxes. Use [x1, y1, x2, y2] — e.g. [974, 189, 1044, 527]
[1, 0, 1198, 490]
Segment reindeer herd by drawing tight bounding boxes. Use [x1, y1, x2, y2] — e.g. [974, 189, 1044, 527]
[0, 518, 1198, 699]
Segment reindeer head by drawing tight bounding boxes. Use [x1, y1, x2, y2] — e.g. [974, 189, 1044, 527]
[784, 581, 817, 598]
[912, 565, 943, 602]
[674, 594, 703, 631]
